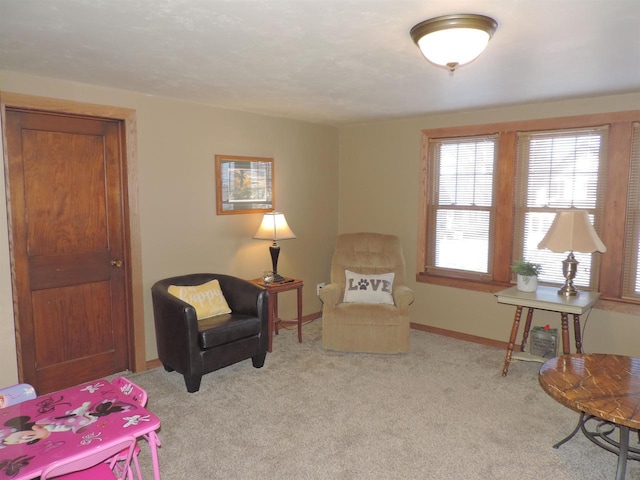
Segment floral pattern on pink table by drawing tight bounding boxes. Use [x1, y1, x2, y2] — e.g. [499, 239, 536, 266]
[0, 379, 161, 480]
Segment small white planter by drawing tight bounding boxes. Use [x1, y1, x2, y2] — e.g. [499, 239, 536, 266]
[517, 274, 538, 292]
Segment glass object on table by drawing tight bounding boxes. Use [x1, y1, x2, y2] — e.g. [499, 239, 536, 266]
[262, 270, 275, 285]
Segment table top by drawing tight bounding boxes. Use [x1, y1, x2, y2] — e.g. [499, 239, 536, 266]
[539, 354, 640, 430]
[496, 285, 600, 315]
[251, 278, 303, 292]
[0, 378, 160, 480]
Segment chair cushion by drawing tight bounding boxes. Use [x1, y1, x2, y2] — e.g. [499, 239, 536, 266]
[167, 279, 231, 319]
[197, 313, 262, 349]
[343, 270, 395, 305]
[332, 302, 403, 325]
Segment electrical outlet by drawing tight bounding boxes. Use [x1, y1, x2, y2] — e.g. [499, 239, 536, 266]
[316, 282, 326, 295]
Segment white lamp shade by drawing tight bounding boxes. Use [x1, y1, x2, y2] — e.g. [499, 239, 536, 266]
[253, 212, 296, 241]
[537, 210, 606, 253]
[416, 28, 491, 67]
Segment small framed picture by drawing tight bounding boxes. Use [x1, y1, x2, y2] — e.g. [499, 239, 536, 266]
[215, 155, 274, 215]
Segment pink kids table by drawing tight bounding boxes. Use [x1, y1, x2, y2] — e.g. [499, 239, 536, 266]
[0, 378, 161, 479]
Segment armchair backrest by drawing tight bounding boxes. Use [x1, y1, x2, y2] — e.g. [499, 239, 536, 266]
[330, 233, 406, 287]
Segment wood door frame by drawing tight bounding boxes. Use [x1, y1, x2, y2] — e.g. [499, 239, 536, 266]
[1, 92, 146, 374]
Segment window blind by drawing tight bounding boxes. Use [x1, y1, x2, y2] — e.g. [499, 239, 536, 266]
[513, 127, 608, 288]
[623, 123, 640, 298]
[427, 136, 497, 274]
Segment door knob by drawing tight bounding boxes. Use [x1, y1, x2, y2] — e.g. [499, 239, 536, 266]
[110, 259, 123, 268]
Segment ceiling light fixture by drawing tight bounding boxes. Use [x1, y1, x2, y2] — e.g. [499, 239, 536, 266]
[410, 14, 498, 72]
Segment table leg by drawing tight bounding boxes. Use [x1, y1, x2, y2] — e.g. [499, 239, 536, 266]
[520, 308, 534, 352]
[560, 312, 571, 354]
[267, 294, 275, 352]
[616, 426, 630, 480]
[296, 285, 303, 343]
[273, 293, 280, 336]
[553, 412, 585, 449]
[273, 293, 280, 335]
[502, 306, 524, 376]
[146, 430, 162, 480]
[573, 314, 583, 353]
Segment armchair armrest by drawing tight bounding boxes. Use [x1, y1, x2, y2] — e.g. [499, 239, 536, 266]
[216, 275, 265, 316]
[151, 283, 201, 374]
[318, 283, 343, 308]
[393, 285, 415, 309]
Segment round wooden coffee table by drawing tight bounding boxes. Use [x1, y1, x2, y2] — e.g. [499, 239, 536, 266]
[539, 354, 640, 480]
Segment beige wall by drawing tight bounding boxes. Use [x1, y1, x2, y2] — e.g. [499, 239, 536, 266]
[1, 70, 639, 388]
[339, 92, 640, 357]
[0, 109, 18, 384]
[0, 71, 339, 386]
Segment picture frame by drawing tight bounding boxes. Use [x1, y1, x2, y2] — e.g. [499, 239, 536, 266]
[215, 155, 274, 215]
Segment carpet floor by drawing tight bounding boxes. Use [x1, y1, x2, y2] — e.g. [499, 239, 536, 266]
[126, 320, 640, 479]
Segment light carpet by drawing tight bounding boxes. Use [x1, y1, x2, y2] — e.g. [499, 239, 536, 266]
[126, 320, 639, 479]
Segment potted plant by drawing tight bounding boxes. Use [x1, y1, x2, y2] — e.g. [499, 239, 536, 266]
[511, 260, 542, 292]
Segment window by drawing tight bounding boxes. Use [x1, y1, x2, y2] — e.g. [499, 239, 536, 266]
[426, 136, 497, 276]
[623, 123, 640, 299]
[514, 127, 607, 289]
[417, 111, 640, 308]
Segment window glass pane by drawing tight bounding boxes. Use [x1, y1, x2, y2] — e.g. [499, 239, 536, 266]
[435, 210, 490, 273]
[436, 138, 496, 207]
[526, 133, 601, 209]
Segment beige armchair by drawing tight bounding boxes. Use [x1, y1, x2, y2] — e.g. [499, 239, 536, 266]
[319, 233, 414, 353]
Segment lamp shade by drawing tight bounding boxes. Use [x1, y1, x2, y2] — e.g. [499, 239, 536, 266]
[537, 210, 606, 253]
[410, 14, 498, 71]
[253, 212, 296, 241]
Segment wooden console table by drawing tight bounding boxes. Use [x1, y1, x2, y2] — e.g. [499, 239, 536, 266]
[539, 354, 640, 480]
[251, 278, 303, 352]
[496, 285, 600, 376]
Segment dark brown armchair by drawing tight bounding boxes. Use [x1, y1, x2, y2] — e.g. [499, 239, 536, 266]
[151, 273, 269, 393]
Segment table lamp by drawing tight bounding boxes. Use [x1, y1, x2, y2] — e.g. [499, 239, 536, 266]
[537, 209, 606, 296]
[253, 212, 296, 283]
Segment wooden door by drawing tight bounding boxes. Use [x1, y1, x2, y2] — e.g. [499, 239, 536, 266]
[5, 109, 131, 394]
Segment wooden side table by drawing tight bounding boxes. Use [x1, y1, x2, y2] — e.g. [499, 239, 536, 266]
[251, 278, 303, 352]
[495, 285, 600, 376]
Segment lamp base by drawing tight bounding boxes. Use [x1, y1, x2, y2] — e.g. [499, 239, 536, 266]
[558, 284, 579, 297]
[272, 273, 286, 283]
[558, 252, 579, 297]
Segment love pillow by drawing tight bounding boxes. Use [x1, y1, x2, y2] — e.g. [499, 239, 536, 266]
[343, 270, 395, 305]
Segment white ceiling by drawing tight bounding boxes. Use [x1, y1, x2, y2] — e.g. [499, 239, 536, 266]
[1, 0, 639, 126]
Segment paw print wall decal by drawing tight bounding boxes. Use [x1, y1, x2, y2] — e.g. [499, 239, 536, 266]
[357, 279, 370, 290]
